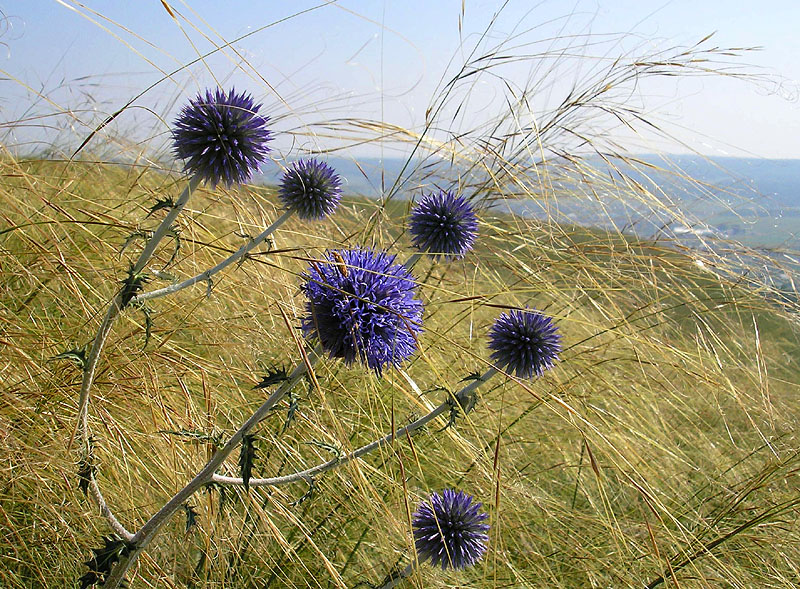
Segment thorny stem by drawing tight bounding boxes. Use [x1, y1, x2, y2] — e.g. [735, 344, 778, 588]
[70, 175, 200, 450]
[211, 368, 497, 488]
[102, 353, 317, 589]
[70, 176, 199, 539]
[132, 208, 294, 304]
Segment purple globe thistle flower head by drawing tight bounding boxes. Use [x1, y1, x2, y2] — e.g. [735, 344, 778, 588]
[278, 159, 343, 220]
[172, 88, 272, 187]
[408, 190, 478, 260]
[412, 489, 490, 570]
[301, 248, 424, 375]
[488, 308, 561, 378]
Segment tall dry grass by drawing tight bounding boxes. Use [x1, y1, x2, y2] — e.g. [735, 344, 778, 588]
[1, 3, 799, 588]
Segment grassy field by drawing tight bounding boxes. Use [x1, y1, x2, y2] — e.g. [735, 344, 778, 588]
[1, 157, 799, 588]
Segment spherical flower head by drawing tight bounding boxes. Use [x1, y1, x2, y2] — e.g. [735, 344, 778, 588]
[408, 190, 478, 259]
[488, 308, 561, 378]
[172, 87, 272, 187]
[301, 248, 424, 375]
[278, 159, 343, 220]
[412, 489, 490, 570]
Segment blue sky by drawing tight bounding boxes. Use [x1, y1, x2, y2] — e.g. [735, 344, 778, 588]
[2, 0, 799, 159]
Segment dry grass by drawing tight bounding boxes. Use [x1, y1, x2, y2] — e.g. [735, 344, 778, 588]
[2, 3, 800, 587]
[1, 156, 799, 588]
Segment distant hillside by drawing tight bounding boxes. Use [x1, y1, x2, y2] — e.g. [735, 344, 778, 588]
[256, 154, 799, 250]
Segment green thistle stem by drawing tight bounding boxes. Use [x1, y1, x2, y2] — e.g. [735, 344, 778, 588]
[71, 176, 200, 448]
[132, 208, 294, 304]
[102, 351, 318, 589]
[210, 367, 497, 488]
[69, 175, 200, 540]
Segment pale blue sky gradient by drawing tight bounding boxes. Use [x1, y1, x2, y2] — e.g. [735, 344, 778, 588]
[2, 0, 799, 158]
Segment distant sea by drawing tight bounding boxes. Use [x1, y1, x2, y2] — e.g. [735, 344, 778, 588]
[257, 155, 800, 250]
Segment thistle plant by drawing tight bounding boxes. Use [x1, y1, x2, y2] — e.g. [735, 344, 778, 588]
[72, 84, 563, 589]
[413, 489, 490, 570]
[409, 190, 479, 260]
[406, 190, 479, 267]
[3, 12, 790, 588]
[172, 87, 273, 187]
[279, 158, 343, 220]
[488, 308, 562, 378]
[301, 248, 424, 374]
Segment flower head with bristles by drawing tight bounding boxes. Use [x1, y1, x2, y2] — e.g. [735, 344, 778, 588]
[412, 489, 489, 570]
[301, 248, 423, 375]
[408, 190, 478, 259]
[488, 308, 561, 378]
[172, 88, 272, 187]
[278, 159, 342, 220]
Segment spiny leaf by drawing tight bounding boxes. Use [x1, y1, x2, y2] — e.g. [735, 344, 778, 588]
[140, 304, 153, 350]
[281, 390, 299, 434]
[119, 225, 180, 270]
[253, 367, 288, 389]
[303, 439, 343, 461]
[145, 197, 175, 218]
[119, 230, 151, 259]
[443, 386, 478, 430]
[455, 387, 478, 414]
[78, 536, 131, 589]
[239, 434, 257, 493]
[204, 482, 233, 511]
[183, 503, 199, 535]
[460, 370, 485, 383]
[162, 225, 181, 269]
[77, 436, 96, 496]
[119, 265, 150, 310]
[52, 344, 87, 368]
[291, 476, 316, 506]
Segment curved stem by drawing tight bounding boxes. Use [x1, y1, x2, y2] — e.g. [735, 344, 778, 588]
[211, 368, 497, 488]
[88, 478, 134, 542]
[102, 351, 318, 589]
[68, 176, 197, 548]
[132, 208, 294, 304]
[70, 175, 200, 452]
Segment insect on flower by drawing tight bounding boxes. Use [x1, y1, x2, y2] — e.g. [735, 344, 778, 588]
[331, 250, 348, 277]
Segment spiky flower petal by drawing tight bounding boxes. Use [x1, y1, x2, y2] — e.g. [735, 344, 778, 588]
[278, 159, 342, 220]
[408, 191, 478, 259]
[172, 88, 272, 187]
[301, 248, 423, 375]
[412, 489, 489, 570]
[488, 308, 561, 378]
